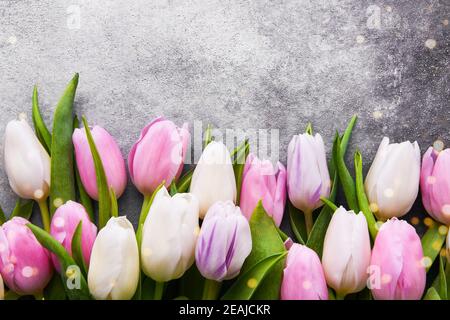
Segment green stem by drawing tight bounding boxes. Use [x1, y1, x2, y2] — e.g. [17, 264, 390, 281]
[202, 279, 222, 300]
[153, 281, 165, 300]
[335, 292, 346, 300]
[304, 210, 314, 237]
[37, 200, 50, 232]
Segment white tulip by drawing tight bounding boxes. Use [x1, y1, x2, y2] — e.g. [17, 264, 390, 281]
[364, 137, 421, 220]
[322, 207, 371, 297]
[190, 141, 236, 218]
[141, 187, 199, 282]
[88, 216, 139, 300]
[4, 117, 50, 200]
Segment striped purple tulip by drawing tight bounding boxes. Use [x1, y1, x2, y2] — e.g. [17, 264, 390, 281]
[195, 201, 252, 281]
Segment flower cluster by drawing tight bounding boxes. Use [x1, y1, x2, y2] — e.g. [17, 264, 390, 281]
[0, 75, 448, 301]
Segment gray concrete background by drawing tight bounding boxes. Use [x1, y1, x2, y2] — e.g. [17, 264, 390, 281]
[0, 0, 448, 230]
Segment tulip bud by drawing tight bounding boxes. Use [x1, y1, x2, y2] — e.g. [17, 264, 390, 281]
[370, 218, 426, 300]
[281, 244, 328, 300]
[420, 147, 450, 225]
[364, 137, 421, 220]
[73, 125, 127, 200]
[88, 216, 139, 300]
[195, 201, 251, 281]
[4, 117, 50, 201]
[141, 187, 199, 282]
[240, 153, 287, 226]
[322, 207, 371, 297]
[128, 117, 190, 195]
[190, 141, 237, 218]
[50, 201, 97, 271]
[0, 217, 53, 295]
[287, 133, 330, 213]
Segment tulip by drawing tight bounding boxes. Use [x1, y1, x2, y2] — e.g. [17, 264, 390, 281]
[322, 207, 371, 298]
[369, 218, 426, 300]
[364, 137, 421, 220]
[190, 141, 237, 218]
[240, 153, 287, 226]
[141, 187, 199, 282]
[73, 125, 127, 200]
[281, 243, 328, 300]
[287, 133, 330, 233]
[88, 216, 139, 300]
[50, 201, 97, 271]
[4, 117, 51, 201]
[0, 217, 52, 295]
[195, 201, 251, 281]
[420, 147, 450, 225]
[128, 117, 190, 195]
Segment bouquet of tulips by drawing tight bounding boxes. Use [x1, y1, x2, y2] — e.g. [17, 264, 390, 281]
[0, 74, 448, 301]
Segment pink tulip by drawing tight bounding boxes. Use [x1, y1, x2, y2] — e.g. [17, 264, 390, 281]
[281, 244, 328, 300]
[370, 218, 426, 300]
[50, 201, 97, 271]
[0, 217, 53, 295]
[240, 153, 286, 226]
[420, 147, 450, 225]
[128, 117, 190, 195]
[73, 125, 127, 200]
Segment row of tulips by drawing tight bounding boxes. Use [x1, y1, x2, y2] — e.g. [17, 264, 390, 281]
[0, 74, 448, 300]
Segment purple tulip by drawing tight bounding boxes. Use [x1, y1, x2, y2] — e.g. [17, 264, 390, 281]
[73, 125, 127, 200]
[370, 218, 426, 300]
[195, 201, 252, 281]
[50, 201, 97, 271]
[240, 153, 286, 226]
[128, 117, 190, 195]
[420, 147, 450, 225]
[281, 243, 328, 300]
[287, 133, 331, 213]
[0, 217, 53, 295]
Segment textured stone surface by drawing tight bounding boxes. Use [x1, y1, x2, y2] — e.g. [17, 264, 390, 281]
[0, 0, 448, 233]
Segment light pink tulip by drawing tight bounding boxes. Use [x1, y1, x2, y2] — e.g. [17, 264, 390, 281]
[370, 218, 426, 300]
[281, 244, 328, 300]
[420, 147, 450, 225]
[0, 217, 53, 295]
[240, 153, 286, 226]
[128, 117, 190, 195]
[73, 126, 127, 200]
[50, 201, 97, 271]
[287, 133, 331, 213]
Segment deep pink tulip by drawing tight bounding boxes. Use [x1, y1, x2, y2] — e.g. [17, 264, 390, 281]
[128, 117, 190, 195]
[370, 218, 426, 300]
[50, 201, 97, 271]
[420, 147, 450, 225]
[73, 125, 127, 200]
[281, 244, 328, 300]
[0, 217, 53, 295]
[240, 153, 286, 226]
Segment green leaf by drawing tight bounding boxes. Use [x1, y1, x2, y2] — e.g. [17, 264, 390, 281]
[329, 115, 357, 176]
[276, 227, 289, 242]
[44, 274, 67, 300]
[421, 222, 446, 271]
[4, 291, 21, 300]
[27, 223, 91, 300]
[332, 134, 358, 212]
[439, 255, 447, 300]
[423, 287, 441, 300]
[233, 139, 249, 205]
[288, 202, 306, 245]
[169, 181, 178, 196]
[203, 124, 213, 149]
[354, 151, 378, 240]
[73, 116, 94, 221]
[178, 265, 205, 300]
[0, 205, 6, 225]
[221, 253, 287, 300]
[50, 74, 79, 215]
[305, 123, 313, 135]
[241, 201, 286, 299]
[176, 169, 194, 193]
[32, 86, 52, 153]
[82, 116, 111, 229]
[141, 276, 156, 300]
[10, 198, 34, 220]
[71, 221, 88, 276]
[109, 187, 119, 218]
[320, 197, 338, 211]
